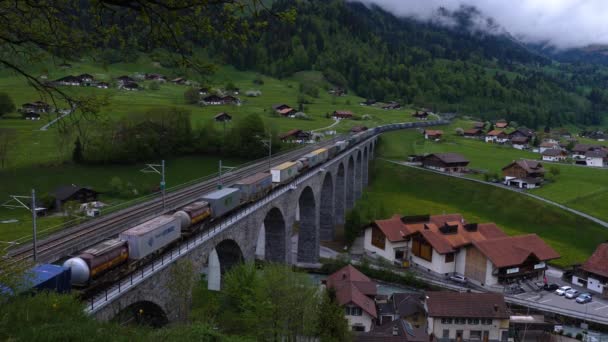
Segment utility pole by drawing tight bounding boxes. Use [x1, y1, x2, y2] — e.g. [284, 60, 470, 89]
[258, 130, 272, 170]
[217, 160, 236, 189]
[141, 160, 166, 212]
[2, 189, 39, 261]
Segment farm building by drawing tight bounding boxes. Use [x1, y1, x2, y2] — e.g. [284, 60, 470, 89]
[510, 136, 529, 150]
[485, 130, 509, 144]
[495, 120, 508, 129]
[363, 213, 559, 287]
[413, 111, 429, 120]
[463, 128, 483, 138]
[382, 102, 401, 110]
[214, 112, 232, 122]
[541, 149, 567, 162]
[502, 160, 545, 189]
[333, 110, 354, 119]
[572, 243, 608, 296]
[52, 185, 100, 210]
[421, 153, 469, 173]
[279, 129, 311, 143]
[423, 129, 443, 140]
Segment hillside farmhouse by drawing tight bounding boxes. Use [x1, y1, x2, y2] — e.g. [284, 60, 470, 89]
[502, 160, 545, 189]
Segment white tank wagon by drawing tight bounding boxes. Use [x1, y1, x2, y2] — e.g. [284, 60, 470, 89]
[63, 239, 128, 286]
[174, 201, 212, 233]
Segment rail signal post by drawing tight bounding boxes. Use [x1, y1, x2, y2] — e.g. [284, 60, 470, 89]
[2, 189, 39, 261]
[141, 160, 166, 212]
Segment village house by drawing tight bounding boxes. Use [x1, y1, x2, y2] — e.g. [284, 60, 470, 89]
[484, 130, 508, 144]
[221, 95, 240, 105]
[198, 87, 210, 95]
[120, 82, 139, 91]
[382, 102, 401, 110]
[423, 130, 443, 141]
[333, 110, 354, 119]
[377, 293, 426, 328]
[508, 127, 535, 140]
[116, 75, 136, 86]
[572, 243, 608, 297]
[144, 73, 166, 82]
[22, 112, 41, 120]
[502, 160, 545, 189]
[425, 292, 510, 342]
[279, 129, 311, 143]
[170, 77, 188, 85]
[214, 112, 232, 123]
[363, 213, 559, 287]
[421, 153, 469, 173]
[539, 141, 560, 153]
[541, 149, 568, 162]
[77, 73, 94, 84]
[325, 265, 378, 332]
[360, 99, 376, 106]
[51, 185, 100, 210]
[54, 75, 82, 86]
[96, 82, 110, 89]
[21, 101, 50, 114]
[272, 104, 296, 116]
[570, 144, 607, 166]
[510, 136, 529, 150]
[413, 111, 429, 121]
[463, 129, 483, 138]
[584, 150, 608, 167]
[473, 122, 485, 129]
[495, 120, 508, 129]
[202, 94, 223, 105]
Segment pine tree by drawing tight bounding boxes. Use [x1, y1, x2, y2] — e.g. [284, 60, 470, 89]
[72, 137, 84, 163]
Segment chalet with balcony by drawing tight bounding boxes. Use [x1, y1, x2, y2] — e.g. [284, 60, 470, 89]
[279, 129, 311, 143]
[485, 130, 508, 144]
[425, 292, 510, 342]
[421, 153, 469, 173]
[502, 160, 545, 189]
[413, 111, 429, 120]
[424, 130, 443, 141]
[510, 136, 529, 150]
[333, 110, 354, 119]
[51, 185, 100, 210]
[541, 149, 567, 162]
[572, 243, 608, 297]
[463, 128, 483, 138]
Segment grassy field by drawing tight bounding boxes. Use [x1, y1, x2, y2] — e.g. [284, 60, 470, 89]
[357, 130, 608, 267]
[380, 119, 608, 223]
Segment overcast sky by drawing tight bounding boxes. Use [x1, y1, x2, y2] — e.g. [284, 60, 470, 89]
[352, 0, 608, 49]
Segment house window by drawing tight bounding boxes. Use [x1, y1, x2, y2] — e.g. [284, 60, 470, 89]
[412, 236, 432, 262]
[371, 226, 386, 249]
[395, 249, 405, 260]
[468, 318, 480, 325]
[443, 330, 450, 338]
[483, 319, 493, 325]
[345, 306, 362, 316]
[470, 331, 482, 340]
[352, 325, 365, 332]
[445, 253, 455, 263]
[456, 318, 466, 325]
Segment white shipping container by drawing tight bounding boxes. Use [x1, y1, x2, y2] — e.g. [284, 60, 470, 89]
[271, 161, 298, 183]
[119, 215, 181, 260]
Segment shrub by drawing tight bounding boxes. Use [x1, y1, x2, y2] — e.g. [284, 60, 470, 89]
[362, 114, 372, 120]
[149, 81, 160, 90]
[0, 92, 15, 117]
[455, 127, 464, 136]
[184, 88, 200, 104]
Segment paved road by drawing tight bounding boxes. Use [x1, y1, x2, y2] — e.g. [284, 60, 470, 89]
[386, 160, 608, 229]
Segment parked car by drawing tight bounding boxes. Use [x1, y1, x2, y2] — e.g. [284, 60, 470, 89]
[576, 293, 592, 304]
[448, 274, 467, 284]
[543, 283, 559, 291]
[555, 286, 572, 296]
[565, 289, 580, 299]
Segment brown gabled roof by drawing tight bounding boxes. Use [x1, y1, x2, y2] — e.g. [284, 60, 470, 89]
[542, 148, 565, 156]
[464, 128, 482, 135]
[373, 215, 408, 242]
[581, 243, 608, 278]
[278, 107, 295, 115]
[426, 292, 509, 319]
[486, 130, 505, 137]
[572, 144, 601, 153]
[424, 130, 443, 136]
[327, 265, 378, 318]
[511, 136, 529, 144]
[495, 121, 508, 128]
[540, 142, 558, 148]
[279, 129, 302, 139]
[502, 160, 545, 174]
[334, 283, 378, 318]
[473, 234, 560, 268]
[425, 153, 469, 165]
[473, 122, 485, 128]
[356, 318, 429, 342]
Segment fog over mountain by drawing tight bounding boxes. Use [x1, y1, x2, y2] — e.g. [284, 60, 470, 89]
[351, 0, 608, 49]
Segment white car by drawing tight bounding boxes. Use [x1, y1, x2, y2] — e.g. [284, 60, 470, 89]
[555, 286, 572, 296]
[449, 274, 467, 284]
[565, 289, 580, 299]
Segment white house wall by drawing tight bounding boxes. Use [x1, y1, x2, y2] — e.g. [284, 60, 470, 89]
[455, 249, 466, 275]
[346, 311, 374, 332]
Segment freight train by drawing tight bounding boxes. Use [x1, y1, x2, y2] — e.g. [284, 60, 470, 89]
[18, 122, 441, 292]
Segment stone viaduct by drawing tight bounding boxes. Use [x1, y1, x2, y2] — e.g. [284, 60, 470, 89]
[91, 136, 378, 324]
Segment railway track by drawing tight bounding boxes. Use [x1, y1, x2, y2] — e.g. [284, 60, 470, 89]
[8, 135, 347, 264]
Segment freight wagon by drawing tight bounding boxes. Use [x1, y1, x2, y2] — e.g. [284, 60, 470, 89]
[271, 161, 298, 183]
[64, 239, 128, 286]
[234, 172, 272, 202]
[303, 148, 328, 168]
[26, 264, 72, 294]
[174, 201, 211, 233]
[201, 187, 241, 217]
[119, 215, 181, 260]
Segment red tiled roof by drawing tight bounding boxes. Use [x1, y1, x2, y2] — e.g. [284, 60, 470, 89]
[477, 223, 508, 239]
[279, 129, 301, 139]
[581, 243, 608, 278]
[495, 122, 508, 128]
[327, 265, 378, 318]
[424, 130, 443, 136]
[464, 128, 482, 135]
[473, 234, 560, 268]
[373, 215, 409, 242]
[486, 130, 505, 136]
[426, 292, 509, 319]
[335, 283, 378, 318]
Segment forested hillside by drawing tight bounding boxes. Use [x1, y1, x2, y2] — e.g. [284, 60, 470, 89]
[215, 0, 608, 128]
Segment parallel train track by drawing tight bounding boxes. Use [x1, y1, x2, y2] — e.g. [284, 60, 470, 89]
[8, 135, 347, 264]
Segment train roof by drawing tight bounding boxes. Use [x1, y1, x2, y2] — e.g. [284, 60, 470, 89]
[81, 239, 125, 257]
[28, 264, 68, 287]
[120, 215, 177, 236]
[235, 172, 271, 185]
[272, 161, 297, 170]
[202, 187, 240, 199]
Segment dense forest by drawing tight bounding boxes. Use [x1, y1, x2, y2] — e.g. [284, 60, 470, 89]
[213, 0, 608, 128]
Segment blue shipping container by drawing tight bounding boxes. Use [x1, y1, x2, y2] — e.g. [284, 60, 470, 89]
[26, 264, 72, 294]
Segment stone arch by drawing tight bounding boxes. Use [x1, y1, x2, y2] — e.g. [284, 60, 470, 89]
[320, 172, 334, 241]
[296, 186, 319, 264]
[334, 162, 346, 225]
[208, 239, 244, 290]
[355, 150, 362, 199]
[263, 207, 287, 262]
[114, 300, 168, 327]
[346, 156, 355, 210]
[363, 146, 369, 186]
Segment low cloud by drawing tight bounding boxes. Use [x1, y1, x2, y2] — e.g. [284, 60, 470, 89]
[352, 0, 608, 49]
